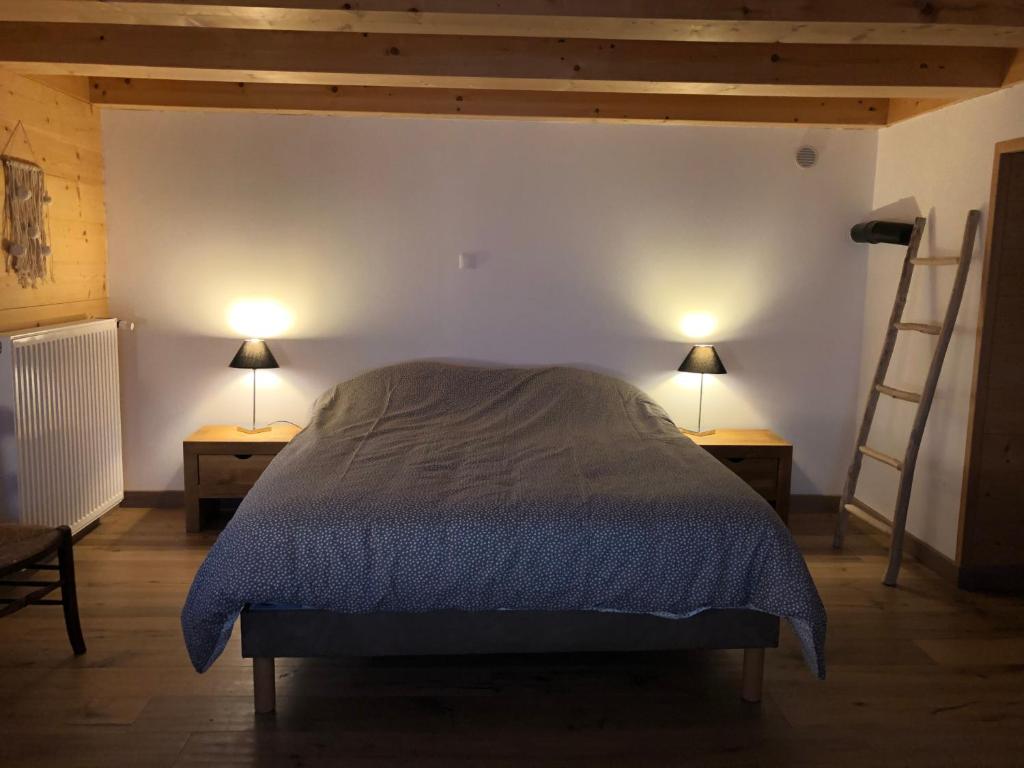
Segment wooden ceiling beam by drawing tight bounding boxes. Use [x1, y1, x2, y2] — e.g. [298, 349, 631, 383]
[23, 75, 93, 102]
[88, 77, 890, 126]
[886, 97, 958, 124]
[0, 24, 1012, 99]
[1005, 48, 1024, 84]
[5, 1, 1024, 47]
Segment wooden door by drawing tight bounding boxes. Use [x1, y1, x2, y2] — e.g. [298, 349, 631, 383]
[958, 138, 1024, 591]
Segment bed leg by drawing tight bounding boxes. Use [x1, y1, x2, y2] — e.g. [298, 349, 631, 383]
[741, 648, 765, 703]
[253, 657, 276, 714]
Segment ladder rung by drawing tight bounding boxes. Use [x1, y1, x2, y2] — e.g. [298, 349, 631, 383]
[875, 383, 922, 403]
[894, 322, 941, 335]
[910, 257, 960, 266]
[859, 445, 904, 470]
[844, 499, 893, 535]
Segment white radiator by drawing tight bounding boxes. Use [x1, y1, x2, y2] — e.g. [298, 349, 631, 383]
[0, 319, 124, 532]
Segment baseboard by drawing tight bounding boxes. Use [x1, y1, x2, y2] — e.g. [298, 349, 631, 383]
[135, 492, 840, 514]
[790, 494, 959, 584]
[791, 495, 840, 515]
[123, 493, 843, 516]
[957, 565, 1024, 593]
[901, 531, 960, 585]
[122, 490, 184, 509]
[834, 496, 959, 584]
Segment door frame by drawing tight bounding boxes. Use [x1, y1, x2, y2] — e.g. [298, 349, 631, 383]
[956, 136, 1024, 586]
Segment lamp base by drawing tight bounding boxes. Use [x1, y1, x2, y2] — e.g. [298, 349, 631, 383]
[237, 425, 272, 435]
[681, 428, 716, 437]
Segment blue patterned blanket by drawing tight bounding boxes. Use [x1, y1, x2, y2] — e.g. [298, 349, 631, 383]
[182, 362, 826, 676]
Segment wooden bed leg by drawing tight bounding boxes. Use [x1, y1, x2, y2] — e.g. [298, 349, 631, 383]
[741, 648, 765, 703]
[253, 657, 276, 714]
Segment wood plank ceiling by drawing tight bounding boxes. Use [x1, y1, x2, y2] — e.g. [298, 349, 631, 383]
[1, 1, 1023, 127]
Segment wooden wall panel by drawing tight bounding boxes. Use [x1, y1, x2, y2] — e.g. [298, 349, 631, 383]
[958, 139, 1024, 589]
[0, 71, 107, 331]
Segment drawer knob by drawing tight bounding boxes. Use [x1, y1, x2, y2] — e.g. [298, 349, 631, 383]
[234, 454, 254, 460]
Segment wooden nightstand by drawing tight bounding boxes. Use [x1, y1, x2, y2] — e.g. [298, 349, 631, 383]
[683, 429, 792, 524]
[183, 424, 301, 532]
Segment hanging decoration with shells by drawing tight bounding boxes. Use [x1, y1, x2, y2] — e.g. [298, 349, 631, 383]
[1, 121, 53, 288]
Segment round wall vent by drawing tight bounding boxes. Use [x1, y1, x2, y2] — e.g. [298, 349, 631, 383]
[795, 146, 818, 168]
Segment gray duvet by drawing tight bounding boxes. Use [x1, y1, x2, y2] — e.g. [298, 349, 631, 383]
[182, 362, 826, 676]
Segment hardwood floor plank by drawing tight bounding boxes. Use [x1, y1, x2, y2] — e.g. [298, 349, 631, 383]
[0, 728, 189, 768]
[1, 506, 1023, 767]
[916, 636, 1024, 666]
[0, 693, 150, 731]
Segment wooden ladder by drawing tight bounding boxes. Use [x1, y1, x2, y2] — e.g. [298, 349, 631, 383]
[833, 209, 981, 586]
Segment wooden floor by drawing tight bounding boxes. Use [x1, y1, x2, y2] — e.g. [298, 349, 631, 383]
[1, 507, 1023, 767]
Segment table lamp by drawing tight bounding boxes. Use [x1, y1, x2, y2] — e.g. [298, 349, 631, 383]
[229, 339, 279, 434]
[678, 344, 726, 436]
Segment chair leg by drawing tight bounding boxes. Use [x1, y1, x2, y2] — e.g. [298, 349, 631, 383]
[741, 648, 765, 703]
[56, 526, 86, 655]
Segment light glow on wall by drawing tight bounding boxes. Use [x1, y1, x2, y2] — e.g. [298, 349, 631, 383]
[672, 371, 702, 390]
[253, 369, 284, 391]
[679, 312, 717, 340]
[227, 299, 293, 339]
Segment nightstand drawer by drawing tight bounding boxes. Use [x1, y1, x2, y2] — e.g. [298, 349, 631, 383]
[198, 454, 274, 489]
[684, 429, 791, 525]
[717, 457, 780, 500]
[185, 424, 301, 533]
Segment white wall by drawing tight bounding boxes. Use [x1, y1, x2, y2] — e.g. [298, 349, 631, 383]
[102, 110, 876, 493]
[859, 84, 1024, 560]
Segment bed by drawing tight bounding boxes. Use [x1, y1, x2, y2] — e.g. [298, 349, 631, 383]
[182, 362, 826, 713]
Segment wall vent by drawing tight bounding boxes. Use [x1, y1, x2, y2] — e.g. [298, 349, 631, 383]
[795, 146, 818, 168]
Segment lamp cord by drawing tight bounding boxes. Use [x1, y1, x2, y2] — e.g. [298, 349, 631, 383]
[249, 366, 304, 432]
[247, 373, 303, 431]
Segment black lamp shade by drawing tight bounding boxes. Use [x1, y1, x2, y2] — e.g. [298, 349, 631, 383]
[678, 345, 726, 375]
[229, 339, 279, 370]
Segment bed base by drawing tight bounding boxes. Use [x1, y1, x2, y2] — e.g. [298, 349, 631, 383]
[241, 607, 778, 713]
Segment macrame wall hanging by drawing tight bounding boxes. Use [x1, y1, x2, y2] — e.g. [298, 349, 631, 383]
[1, 121, 53, 287]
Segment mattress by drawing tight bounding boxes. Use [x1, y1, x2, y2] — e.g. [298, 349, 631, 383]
[181, 362, 826, 676]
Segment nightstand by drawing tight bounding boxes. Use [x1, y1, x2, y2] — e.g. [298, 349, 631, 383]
[183, 424, 301, 532]
[683, 429, 792, 524]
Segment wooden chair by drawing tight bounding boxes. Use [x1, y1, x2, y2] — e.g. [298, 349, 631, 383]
[0, 524, 86, 654]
